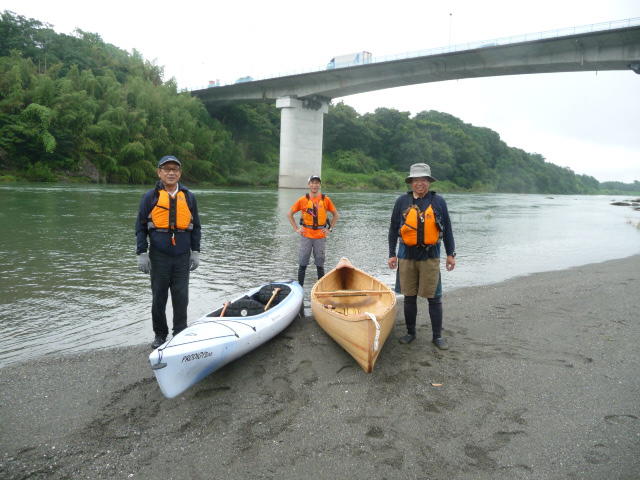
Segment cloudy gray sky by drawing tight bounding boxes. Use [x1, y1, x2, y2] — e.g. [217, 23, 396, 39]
[4, 0, 640, 182]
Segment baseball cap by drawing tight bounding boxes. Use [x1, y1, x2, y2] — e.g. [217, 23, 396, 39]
[158, 155, 181, 168]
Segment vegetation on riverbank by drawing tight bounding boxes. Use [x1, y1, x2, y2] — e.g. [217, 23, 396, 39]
[1, 10, 638, 194]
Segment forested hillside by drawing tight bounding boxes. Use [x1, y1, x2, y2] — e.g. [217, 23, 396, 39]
[1, 10, 637, 194]
[0, 11, 249, 185]
[322, 104, 604, 193]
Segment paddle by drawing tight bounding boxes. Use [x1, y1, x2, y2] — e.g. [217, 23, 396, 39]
[263, 287, 281, 311]
[219, 301, 231, 317]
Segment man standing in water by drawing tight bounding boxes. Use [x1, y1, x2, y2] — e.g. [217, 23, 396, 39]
[388, 163, 455, 349]
[135, 155, 202, 349]
[287, 175, 339, 287]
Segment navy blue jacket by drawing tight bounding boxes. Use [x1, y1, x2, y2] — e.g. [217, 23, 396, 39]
[135, 181, 201, 256]
[388, 190, 455, 260]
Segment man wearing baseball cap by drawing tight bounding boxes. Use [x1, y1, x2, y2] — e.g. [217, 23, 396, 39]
[388, 163, 456, 350]
[135, 155, 202, 349]
[286, 174, 339, 287]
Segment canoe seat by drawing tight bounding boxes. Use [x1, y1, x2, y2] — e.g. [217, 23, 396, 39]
[315, 289, 389, 298]
[337, 307, 360, 315]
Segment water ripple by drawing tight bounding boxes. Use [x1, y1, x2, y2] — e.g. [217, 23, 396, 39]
[1, 184, 638, 367]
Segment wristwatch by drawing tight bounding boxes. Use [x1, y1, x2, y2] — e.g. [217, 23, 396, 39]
[450, 251, 456, 258]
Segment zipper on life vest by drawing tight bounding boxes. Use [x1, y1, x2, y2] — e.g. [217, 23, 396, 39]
[169, 194, 177, 245]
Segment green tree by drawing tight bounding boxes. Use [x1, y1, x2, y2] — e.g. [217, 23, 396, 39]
[20, 102, 56, 153]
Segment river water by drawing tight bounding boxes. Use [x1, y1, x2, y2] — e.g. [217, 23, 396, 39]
[1, 184, 639, 367]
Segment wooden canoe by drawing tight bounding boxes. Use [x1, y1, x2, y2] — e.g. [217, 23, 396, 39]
[310, 257, 396, 372]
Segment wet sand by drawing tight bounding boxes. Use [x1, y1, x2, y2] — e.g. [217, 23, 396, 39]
[1, 256, 639, 480]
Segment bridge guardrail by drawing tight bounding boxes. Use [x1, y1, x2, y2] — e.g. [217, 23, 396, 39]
[188, 17, 640, 91]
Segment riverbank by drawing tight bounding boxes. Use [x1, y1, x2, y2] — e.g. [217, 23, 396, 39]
[1, 256, 639, 480]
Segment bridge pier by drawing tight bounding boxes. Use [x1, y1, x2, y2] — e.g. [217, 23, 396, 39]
[276, 96, 329, 188]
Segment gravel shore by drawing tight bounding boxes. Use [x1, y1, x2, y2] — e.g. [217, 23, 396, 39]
[1, 256, 639, 480]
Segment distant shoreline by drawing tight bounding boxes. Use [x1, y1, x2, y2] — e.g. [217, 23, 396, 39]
[2, 177, 640, 196]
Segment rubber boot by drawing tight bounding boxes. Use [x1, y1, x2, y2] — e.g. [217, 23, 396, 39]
[427, 297, 443, 339]
[297, 265, 307, 286]
[316, 266, 325, 280]
[399, 295, 418, 344]
[404, 295, 417, 336]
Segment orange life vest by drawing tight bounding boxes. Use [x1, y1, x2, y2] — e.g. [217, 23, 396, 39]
[300, 194, 328, 229]
[399, 203, 440, 247]
[148, 190, 193, 232]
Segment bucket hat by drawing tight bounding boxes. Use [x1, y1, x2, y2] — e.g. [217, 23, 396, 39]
[405, 163, 436, 183]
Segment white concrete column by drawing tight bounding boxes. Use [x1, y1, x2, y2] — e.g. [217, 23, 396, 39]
[276, 96, 329, 189]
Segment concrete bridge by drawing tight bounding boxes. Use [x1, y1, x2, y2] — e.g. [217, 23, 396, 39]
[192, 19, 640, 188]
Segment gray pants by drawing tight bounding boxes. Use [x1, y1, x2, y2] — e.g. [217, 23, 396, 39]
[298, 236, 326, 267]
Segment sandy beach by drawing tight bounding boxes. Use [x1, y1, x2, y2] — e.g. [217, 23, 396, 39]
[1, 256, 639, 480]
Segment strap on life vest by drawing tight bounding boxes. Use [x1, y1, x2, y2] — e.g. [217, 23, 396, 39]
[300, 194, 329, 229]
[399, 193, 440, 247]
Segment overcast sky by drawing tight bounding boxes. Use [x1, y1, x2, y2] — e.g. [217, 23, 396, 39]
[4, 0, 640, 183]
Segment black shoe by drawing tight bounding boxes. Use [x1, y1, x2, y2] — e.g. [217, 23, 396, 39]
[432, 337, 449, 350]
[151, 335, 167, 349]
[399, 334, 416, 344]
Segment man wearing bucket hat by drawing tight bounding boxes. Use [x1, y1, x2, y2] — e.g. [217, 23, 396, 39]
[287, 174, 339, 287]
[135, 155, 202, 349]
[388, 163, 456, 349]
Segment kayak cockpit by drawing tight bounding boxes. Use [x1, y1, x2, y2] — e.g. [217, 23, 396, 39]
[206, 283, 292, 318]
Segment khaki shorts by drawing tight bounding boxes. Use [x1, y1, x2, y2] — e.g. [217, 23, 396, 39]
[398, 258, 440, 298]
